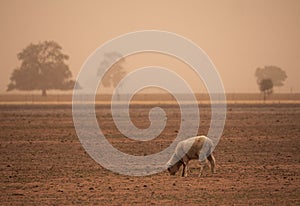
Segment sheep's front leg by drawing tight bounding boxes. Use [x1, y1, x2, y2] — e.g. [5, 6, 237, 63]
[181, 156, 189, 177]
[185, 163, 189, 177]
[181, 164, 186, 177]
[181, 162, 189, 177]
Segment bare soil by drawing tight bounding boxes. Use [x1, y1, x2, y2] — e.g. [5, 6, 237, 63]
[0, 103, 299, 205]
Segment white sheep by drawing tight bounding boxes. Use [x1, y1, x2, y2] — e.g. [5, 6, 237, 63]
[166, 135, 216, 177]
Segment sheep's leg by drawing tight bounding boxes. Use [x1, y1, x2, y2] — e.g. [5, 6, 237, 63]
[184, 163, 189, 177]
[181, 163, 189, 177]
[181, 163, 186, 177]
[207, 154, 216, 174]
[199, 159, 207, 177]
[181, 156, 189, 177]
[199, 165, 204, 177]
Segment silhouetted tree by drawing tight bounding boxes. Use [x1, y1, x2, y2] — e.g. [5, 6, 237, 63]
[98, 52, 126, 88]
[255, 65, 287, 101]
[97, 52, 126, 100]
[7, 41, 75, 96]
[255, 66, 287, 88]
[259, 78, 273, 102]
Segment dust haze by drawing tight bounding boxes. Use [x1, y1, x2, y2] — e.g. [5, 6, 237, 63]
[1, 0, 300, 93]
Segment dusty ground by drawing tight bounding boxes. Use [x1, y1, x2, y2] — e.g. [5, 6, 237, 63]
[0, 103, 299, 205]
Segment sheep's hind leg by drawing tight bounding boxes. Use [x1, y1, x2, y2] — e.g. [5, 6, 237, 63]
[207, 154, 216, 174]
[199, 159, 207, 177]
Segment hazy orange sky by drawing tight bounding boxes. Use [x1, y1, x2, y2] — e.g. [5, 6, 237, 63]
[1, 0, 300, 93]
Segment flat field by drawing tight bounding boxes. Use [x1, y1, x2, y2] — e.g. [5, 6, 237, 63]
[0, 103, 299, 205]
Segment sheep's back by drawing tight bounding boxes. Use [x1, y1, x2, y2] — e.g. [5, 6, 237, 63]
[177, 136, 211, 159]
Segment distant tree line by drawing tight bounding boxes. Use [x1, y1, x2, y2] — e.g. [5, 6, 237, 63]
[7, 41, 288, 100]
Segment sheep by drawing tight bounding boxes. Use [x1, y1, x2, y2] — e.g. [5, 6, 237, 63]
[166, 135, 216, 177]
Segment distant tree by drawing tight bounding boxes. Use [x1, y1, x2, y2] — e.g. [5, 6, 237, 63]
[7, 41, 76, 96]
[259, 78, 273, 102]
[97, 52, 126, 100]
[255, 66, 287, 101]
[255, 66, 287, 88]
[98, 52, 126, 88]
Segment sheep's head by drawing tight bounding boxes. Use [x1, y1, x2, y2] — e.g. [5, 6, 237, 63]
[167, 161, 182, 175]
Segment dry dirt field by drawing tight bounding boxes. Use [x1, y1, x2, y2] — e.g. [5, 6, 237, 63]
[0, 103, 299, 205]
